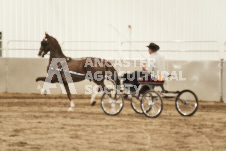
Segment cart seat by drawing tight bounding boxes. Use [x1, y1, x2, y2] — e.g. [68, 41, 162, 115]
[138, 76, 165, 84]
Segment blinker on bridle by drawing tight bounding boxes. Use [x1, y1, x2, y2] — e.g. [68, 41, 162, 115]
[41, 40, 49, 47]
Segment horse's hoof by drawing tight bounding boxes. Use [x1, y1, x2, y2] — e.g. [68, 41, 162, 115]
[91, 101, 96, 106]
[68, 107, 74, 112]
[41, 88, 47, 95]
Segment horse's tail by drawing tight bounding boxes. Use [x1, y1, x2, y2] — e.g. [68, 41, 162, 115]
[104, 60, 120, 90]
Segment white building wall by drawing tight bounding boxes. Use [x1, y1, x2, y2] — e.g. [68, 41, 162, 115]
[0, 0, 225, 59]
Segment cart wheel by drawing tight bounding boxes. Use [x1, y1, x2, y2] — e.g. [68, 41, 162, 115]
[175, 90, 198, 116]
[101, 89, 123, 115]
[131, 93, 143, 114]
[141, 90, 163, 118]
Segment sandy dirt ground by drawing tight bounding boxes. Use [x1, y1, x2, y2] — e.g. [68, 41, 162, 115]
[0, 93, 226, 151]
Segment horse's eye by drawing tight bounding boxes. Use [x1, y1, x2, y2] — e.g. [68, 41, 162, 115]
[41, 41, 48, 47]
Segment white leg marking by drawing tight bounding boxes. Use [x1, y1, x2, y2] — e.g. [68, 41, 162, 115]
[37, 83, 47, 95]
[90, 86, 99, 103]
[37, 84, 42, 90]
[68, 100, 75, 112]
[70, 100, 75, 108]
[90, 93, 97, 103]
[41, 88, 47, 95]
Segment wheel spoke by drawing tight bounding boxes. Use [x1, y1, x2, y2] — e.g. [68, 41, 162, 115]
[141, 91, 163, 118]
[176, 90, 198, 116]
[131, 94, 143, 114]
[101, 91, 123, 115]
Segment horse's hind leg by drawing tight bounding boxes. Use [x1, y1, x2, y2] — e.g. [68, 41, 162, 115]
[90, 81, 105, 106]
[64, 83, 75, 111]
[90, 87, 98, 106]
[36, 77, 47, 94]
[36, 77, 46, 82]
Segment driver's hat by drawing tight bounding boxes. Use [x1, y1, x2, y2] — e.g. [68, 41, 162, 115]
[147, 43, 160, 51]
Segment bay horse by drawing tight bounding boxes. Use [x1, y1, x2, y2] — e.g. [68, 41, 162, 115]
[36, 33, 120, 111]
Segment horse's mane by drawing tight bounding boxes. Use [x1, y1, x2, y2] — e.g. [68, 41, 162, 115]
[46, 35, 66, 57]
[48, 36, 62, 51]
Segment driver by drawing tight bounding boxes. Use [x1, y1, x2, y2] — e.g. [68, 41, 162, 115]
[142, 42, 166, 81]
[122, 42, 166, 92]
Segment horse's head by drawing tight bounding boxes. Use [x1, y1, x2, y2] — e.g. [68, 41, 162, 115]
[38, 32, 63, 57]
[38, 32, 52, 57]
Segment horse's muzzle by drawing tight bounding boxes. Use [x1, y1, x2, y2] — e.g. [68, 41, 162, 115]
[38, 51, 45, 57]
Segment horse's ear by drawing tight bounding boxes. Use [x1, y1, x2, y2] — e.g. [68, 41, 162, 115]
[45, 32, 49, 38]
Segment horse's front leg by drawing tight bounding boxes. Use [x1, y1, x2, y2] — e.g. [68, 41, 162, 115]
[90, 81, 106, 106]
[64, 83, 75, 112]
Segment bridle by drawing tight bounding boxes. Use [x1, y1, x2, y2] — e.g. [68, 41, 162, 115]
[41, 40, 49, 47]
[40, 39, 49, 56]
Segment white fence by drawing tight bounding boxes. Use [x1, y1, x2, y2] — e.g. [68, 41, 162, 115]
[1, 40, 223, 60]
[121, 41, 220, 60]
[0, 40, 225, 102]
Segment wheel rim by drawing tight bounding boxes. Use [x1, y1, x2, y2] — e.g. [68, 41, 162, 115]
[131, 95, 143, 113]
[102, 91, 123, 115]
[176, 91, 198, 115]
[141, 91, 162, 117]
